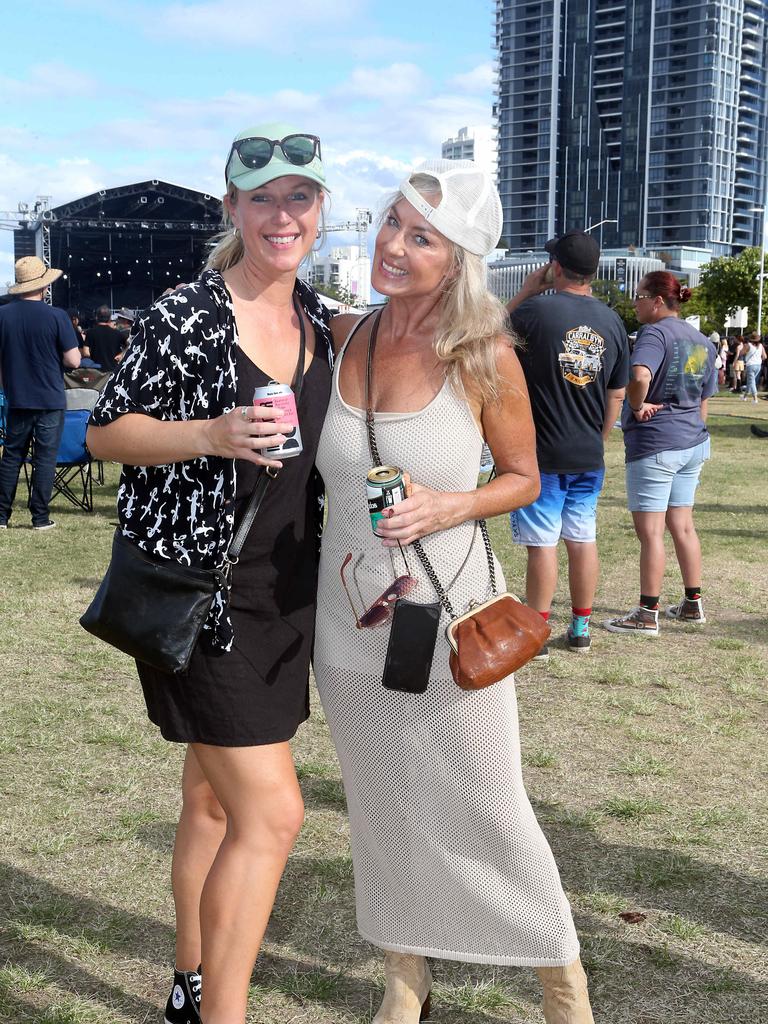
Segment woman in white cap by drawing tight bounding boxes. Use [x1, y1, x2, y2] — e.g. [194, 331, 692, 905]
[87, 124, 333, 1024]
[313, 162, 595, 1023]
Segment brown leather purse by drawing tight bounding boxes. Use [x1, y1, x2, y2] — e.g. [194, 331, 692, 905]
[445, 592, 551, 690]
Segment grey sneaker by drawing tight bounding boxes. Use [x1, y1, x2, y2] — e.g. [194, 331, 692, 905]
[32, 520, 56, 531]
[532, 644, 550, 662]
[603, 607, 659, 636]
[665, 597, 706, 624]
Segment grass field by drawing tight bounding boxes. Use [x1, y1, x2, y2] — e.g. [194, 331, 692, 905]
[1, 391, 766, 1024]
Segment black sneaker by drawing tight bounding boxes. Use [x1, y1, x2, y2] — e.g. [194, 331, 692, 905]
[32, 520, 56, 531]
[164, 968, 201, 1024]
[567, 629, 591, 653]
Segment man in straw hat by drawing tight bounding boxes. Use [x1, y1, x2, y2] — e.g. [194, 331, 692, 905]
[0, 256, 81, 530]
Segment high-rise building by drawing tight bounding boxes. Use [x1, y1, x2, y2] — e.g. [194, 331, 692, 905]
[441, 126, 497, 177]
[494, 0, 768, 257]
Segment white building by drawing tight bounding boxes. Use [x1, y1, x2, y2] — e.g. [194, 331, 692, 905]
[441, 126, 497, 178]
[300, 245, 371, 306]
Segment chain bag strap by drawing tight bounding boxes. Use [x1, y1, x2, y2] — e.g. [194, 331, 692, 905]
[364, 310, 496, 618]
[363, 311, 549, 689]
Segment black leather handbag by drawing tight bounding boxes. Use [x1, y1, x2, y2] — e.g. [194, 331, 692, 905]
[80, 529, 231, 673]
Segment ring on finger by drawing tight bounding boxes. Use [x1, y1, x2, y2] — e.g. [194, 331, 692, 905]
[241, 406, 249, 421]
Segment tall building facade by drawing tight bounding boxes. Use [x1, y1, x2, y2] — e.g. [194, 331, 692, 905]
[495, 0, 768, 256]
[441, 126, 497, 177]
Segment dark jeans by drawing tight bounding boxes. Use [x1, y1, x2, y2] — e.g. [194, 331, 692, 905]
[0, 408, 65, 525]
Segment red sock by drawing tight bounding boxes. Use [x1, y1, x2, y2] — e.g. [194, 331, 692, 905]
[538, 610, 550, 621]
[572, 606, 592, 618]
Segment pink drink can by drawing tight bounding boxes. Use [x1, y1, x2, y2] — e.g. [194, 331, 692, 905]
[252, 381, 303, 459]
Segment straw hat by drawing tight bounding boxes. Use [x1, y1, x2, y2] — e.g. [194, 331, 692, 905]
[9, 256, 63, 295]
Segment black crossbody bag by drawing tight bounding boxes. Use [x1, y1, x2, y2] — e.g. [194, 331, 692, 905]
[80, 298, 306, 674]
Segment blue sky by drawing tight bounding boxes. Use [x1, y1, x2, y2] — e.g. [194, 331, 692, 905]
[0, 0, 496, 288]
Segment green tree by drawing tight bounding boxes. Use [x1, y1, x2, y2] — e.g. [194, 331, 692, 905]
[314, 283, 364, 308]
[591, 278, 639, 333]
[697, 247, 765, 334]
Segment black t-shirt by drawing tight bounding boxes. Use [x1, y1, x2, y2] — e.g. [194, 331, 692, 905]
[85, 323, 123, 370]
[511, 292, 629, 473]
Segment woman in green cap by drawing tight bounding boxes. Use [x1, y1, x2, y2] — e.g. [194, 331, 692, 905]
[87, 123, 333, 1024]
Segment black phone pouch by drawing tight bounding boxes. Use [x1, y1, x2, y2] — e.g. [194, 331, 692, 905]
[382, 598, 441, 694]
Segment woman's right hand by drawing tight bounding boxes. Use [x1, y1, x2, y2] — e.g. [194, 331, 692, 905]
[203, 404, 295, 468]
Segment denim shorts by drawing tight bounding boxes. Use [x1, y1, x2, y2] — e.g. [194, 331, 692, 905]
[625, 438, 710, 513]
[510, 469, 605, 546]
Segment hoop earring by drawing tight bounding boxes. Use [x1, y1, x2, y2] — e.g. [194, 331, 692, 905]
[233, 227, 240, 238]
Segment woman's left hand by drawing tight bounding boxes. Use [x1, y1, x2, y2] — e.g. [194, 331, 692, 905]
[375, 483, 463, 546]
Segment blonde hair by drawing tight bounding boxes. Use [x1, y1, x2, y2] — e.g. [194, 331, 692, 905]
[204, 182, 327, 274]
[382, 176, 511, 402]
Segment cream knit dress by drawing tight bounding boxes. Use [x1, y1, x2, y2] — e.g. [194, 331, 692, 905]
[313, 341, 579, 966]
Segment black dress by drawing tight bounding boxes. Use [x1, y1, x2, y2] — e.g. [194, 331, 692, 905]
[138, 339, 332, 746]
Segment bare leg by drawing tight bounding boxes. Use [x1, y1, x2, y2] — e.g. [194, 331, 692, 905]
[172, 746, 227, 971]
[525, 545, 559, 614]
[562, 539, 599, 609]
[193, 741, 304, 1024]
[631, 510, 667, 596]
[665, 505, 701, 588]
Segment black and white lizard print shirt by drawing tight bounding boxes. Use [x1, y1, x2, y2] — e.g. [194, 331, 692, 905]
[90, 269, 334, 651]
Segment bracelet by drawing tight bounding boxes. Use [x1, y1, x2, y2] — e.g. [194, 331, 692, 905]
[629, 404, 644, 412]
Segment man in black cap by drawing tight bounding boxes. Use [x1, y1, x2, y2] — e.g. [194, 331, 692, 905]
[505, 230, 630, 657]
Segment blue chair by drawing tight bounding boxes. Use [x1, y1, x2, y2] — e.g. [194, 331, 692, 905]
[24, 408, 96, 512]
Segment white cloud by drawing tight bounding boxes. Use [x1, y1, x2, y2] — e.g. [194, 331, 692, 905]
[450, 62, 495, 94]
[0, 62, 97, 103]
[155, 0, 361, 46]
[342, 63, 429, 103]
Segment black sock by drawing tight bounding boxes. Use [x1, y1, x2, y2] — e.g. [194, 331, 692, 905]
[685, 587, 701, 601]
[640, 595, 659, 610]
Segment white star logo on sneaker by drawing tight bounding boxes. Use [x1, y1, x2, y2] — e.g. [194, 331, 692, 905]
[172, 985, 185, 1009]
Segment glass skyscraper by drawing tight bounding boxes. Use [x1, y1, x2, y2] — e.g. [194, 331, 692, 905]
[495, 0, 768, 256]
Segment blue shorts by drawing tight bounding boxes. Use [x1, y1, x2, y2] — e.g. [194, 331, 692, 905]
[625, 439, 710, 513]
[510, 469, 605, 546]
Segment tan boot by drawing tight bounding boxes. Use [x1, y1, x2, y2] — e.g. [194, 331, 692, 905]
[536, 958, 594, 1024]
[372, 953, 432, 1023]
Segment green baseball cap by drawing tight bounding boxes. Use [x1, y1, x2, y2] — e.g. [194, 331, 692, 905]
[225, 121, 328, 192]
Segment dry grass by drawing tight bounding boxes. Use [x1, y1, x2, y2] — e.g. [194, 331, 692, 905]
[0, 389, 766, 1023]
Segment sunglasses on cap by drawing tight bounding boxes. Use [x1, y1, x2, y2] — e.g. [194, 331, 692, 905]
[227, 134, 322, 174]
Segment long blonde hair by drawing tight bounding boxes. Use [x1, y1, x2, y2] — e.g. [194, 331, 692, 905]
[382, 175, 511, 402]
[204, 182, 327, 274]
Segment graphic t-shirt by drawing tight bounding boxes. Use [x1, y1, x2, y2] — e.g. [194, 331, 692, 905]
[85, 323, 124, 370]
[621, 317, 718, 463]
[0, 299, 78, 409]
[510, 292, 630, 473]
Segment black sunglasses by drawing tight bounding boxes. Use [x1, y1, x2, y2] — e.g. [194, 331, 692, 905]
[227, 134, 321, 175]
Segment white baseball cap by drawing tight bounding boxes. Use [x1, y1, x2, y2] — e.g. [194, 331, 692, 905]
[398, 159, 503, 257]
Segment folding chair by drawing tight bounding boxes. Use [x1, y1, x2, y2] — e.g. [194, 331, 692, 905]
[52, 408, 96, 512]
[0, 389, 7, 446]
[24, 408, 97, 513]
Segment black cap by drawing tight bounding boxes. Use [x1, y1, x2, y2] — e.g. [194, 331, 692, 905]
[544, 229, 600, 276]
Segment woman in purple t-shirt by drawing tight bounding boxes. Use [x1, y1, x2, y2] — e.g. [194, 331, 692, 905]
[604, 271, 717, 637]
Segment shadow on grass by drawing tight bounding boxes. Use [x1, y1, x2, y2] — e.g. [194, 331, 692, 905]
[531, 801, 768, 947]
[1, 842, 765, 1024]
